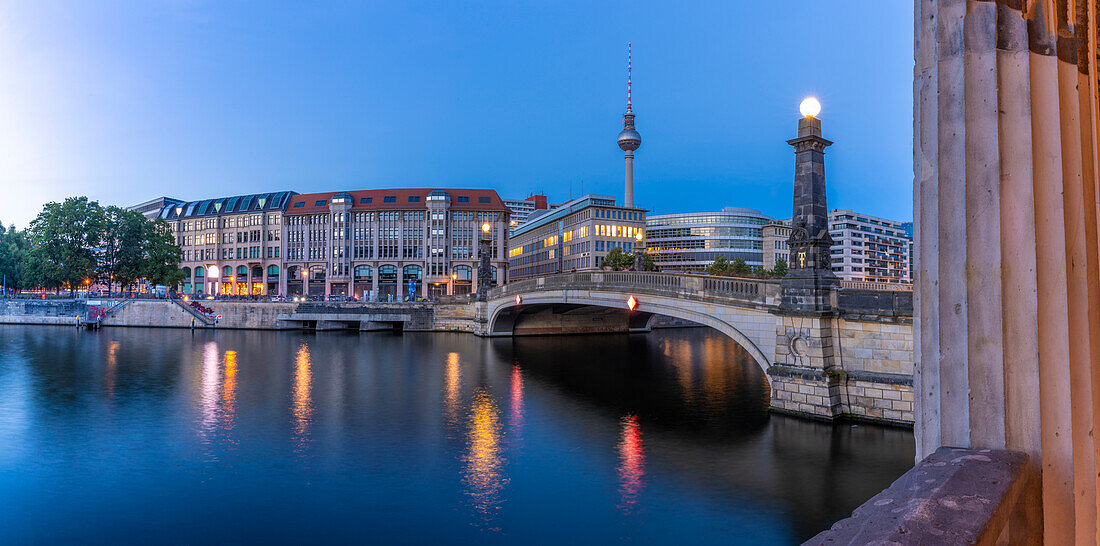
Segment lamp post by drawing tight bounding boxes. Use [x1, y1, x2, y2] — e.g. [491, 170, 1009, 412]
[633, 231, 645, 271]
[477, 222, 492, 302]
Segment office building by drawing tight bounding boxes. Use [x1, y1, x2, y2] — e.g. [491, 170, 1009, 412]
[645, 207, 772, 272]
[762, 220, 792, 270]
[508, 195, 646, 281]
[828, 209, 913, 283]
[158, 192, 296, 295]
[502, 195, 549, 234]
[281, 189, 510, 299]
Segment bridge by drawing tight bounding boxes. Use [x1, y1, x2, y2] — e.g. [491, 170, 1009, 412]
[480, 271, 914, 425]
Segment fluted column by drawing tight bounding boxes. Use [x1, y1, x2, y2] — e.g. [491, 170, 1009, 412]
[915, 0, 1100, 542]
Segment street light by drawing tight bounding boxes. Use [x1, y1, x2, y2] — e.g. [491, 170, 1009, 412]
[482, 222, 491, 234]
[799, 97, 821, 118]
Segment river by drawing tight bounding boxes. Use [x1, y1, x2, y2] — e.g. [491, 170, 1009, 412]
[0, 325, 913, 545]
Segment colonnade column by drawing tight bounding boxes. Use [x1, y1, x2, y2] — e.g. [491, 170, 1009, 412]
[915, 1, 1100, 542]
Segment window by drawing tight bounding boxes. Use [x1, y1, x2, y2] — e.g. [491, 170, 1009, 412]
[478, 196, 490, 203]
[360, 197, 372, 204]
[315, 200, 327, 207]
[294, 202, 305, 208]
[384, 196, 396, 203]
[408, 196, 420, 203]
[457, 196, 470, 203]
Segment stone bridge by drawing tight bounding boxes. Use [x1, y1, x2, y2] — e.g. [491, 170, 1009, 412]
[481, 271, 915, 425]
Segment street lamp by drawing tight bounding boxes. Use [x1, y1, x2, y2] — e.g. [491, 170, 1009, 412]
[634, 231, 645, 270]
[799, 97, 821, 118]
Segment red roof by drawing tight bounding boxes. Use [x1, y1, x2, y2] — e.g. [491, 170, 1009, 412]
[284, 188, 509, 214]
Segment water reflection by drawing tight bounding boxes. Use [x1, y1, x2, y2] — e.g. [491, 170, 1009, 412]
[199, 341, 219, 442]
[508, 364, 524, 443]
[222, 350, 237, 433]
[292, 343, 313, 447]
[463, 387, 506, 526]
[443, 352, 462, 434]
[104, 340, 120, 399]
[616, 414, 645, 514]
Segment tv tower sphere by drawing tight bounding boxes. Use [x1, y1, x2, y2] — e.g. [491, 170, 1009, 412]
[618, 124, 640, 151]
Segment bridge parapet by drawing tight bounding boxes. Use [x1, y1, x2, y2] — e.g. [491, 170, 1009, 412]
[487, 271, 778, 306]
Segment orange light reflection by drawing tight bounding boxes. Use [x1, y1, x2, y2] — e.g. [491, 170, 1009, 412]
[463, 387, 507, 525]
[293, 343, 314, 447]
[617, 414, 645, 514]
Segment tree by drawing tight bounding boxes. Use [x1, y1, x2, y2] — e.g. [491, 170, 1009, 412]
[0, 224, 28, 293]
[773, 256, 789, 277]
[108, 209, 152, 293]
[706, 255, 731, 276]
[731, 257, 751, 276]
[142, 219, 184, 290]
[26, 196, 106, 292]
[640, 252, 657, 271]
[602, 247, 633, 270]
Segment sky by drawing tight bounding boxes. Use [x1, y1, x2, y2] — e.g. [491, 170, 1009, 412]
[0, 1, 914, 229]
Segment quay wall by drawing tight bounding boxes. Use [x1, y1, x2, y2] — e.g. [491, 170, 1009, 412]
[0, 300, 85, 326]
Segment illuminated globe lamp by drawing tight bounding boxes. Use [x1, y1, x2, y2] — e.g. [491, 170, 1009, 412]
[796, 97, 825, 139]
[633, 230, 645, 270]
[799, 97, 821, 118]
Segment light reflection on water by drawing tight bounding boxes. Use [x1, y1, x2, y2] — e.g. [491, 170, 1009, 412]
[0, 326, 915, 545]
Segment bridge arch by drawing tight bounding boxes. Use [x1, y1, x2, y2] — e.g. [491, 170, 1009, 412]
[487, 290, 775, 375]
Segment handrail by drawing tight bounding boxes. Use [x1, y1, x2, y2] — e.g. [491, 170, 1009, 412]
[486, 271, 774, 303]
[840, 280, 913, 292]
[170, 297, 215, 325]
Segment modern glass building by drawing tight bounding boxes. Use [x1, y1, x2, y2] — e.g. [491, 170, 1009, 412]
[507, 194, 646, 281]
[645, 207, 772, 272]
[281, 189, 510, 300]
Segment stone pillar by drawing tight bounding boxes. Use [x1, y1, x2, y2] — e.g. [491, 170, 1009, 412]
[477, 236, 491, 302]
[780, 112, 839, 312]
[915, 1, 1100, 542]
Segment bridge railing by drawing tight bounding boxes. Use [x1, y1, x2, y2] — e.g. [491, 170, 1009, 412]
[840, 280, 913, 292]
[487, 271, 774, 304]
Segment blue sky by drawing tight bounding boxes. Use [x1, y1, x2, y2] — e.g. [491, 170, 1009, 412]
[0, 1, 913, 228]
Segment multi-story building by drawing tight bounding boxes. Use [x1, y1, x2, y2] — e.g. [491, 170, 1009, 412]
[508, 195, 646, 281]
[158, 192, 296, 295]
[828, 209, 913, 283]
[502, 195, 550, 234]
[281, 189, 510, 300]
[129, 196, 183, 221]
[645, 207, 772, 272]
[761, 220, 792, 270]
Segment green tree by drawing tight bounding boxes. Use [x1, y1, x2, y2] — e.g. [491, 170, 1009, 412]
[108, 209, 152, 293]
[26, 196, 106, 292]
[603, 247, 631, 270]
[640, 252, 656, 271]
[142, 219, 184, 291]
[706, 255, 731, 276]
[0, 224, 28, 293]
[731, 257, 751, 275]
[773, 256, 789, 277]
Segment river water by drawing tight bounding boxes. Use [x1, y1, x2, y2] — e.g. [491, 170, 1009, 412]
[0, 325, 913, 545]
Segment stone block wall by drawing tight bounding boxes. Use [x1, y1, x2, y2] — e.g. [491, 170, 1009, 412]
[836, 317, 914, 375]
[0, 300, 86, 325]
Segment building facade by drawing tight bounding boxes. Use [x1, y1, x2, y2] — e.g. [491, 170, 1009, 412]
[159, 192, 296, 295]
[129, 196, 183, 221]
[507, 195, 646, 281]
[761, 220, 791, 270]
[827, 209, 913, 283]
[280, 189, 509, 300]
[645, 207, 772, 272]
[502, 195, 549, 234]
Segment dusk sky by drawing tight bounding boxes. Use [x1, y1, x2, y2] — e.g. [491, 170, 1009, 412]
[0, 1, 913, 229]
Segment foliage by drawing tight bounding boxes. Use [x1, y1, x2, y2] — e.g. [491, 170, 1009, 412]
[772, 257, 788, 277]
[26, 196, 107, 291]
[601, 247, 632, 270]
[19, 196, 183, 293]
[731, 257, 750, 275]
[0, 224, 28, 291]
[639, 252, 657, 271]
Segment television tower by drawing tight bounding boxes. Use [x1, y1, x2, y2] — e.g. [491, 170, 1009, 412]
[617, 43, 641, 208]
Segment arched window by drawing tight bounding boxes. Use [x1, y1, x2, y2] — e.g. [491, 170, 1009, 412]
[308, 265, 326, 281]
[287, 266, 300, 281]
[267, 265, 280, 277]
[182, 267, 192, 279]
[237, 265, 248, 277]
[194, 266, 205, 278]
[222, 267, 232, 279]
[354, 265, 373, 281]
[379, 265, 398, 282]
[403, 265, 422, 281]
[453, 265, 472, 282]
[251, 265, 263, 278]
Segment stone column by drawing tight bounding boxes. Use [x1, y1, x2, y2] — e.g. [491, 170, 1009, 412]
[915, 1, 1100, 542]
[477, 236, 492, 302]
[780, 112, 839, 312]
